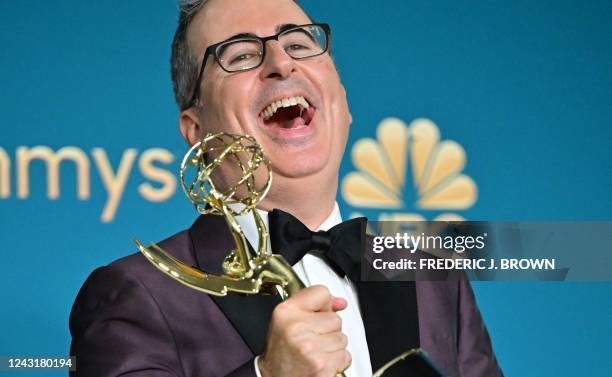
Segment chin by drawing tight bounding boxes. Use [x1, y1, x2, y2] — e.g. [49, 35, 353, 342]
[270, 149, 331, 179]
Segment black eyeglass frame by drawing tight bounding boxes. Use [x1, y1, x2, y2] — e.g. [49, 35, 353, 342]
[188, 23, 331, 109]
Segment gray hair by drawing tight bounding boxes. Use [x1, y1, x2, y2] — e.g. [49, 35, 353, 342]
[170, 0, 309, 111]
[171, 0, 209, 110]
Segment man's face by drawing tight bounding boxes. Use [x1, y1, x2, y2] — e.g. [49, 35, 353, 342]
[183, 0, 351, 183]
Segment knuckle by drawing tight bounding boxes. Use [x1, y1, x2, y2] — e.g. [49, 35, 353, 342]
[323, 312, 342, 331]
[344, 350, 352, 368]
[309, 356, 326, 374]
[299, 340, 315, 355]
[272, 302, 291, 322]
[339, 333, 348, 348]
[332, 313, 342, 329]
[312, 284, 330, 296]
[284, 322, 303, 338]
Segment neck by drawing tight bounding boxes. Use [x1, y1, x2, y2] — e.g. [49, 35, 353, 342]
[259, 173, 338, 230]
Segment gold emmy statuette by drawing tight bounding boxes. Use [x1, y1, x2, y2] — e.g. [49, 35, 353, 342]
[136, 132, 305, 299]
[135, 133, 440, 377]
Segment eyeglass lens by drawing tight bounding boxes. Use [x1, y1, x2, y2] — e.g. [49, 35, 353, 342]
[217, 25, 327, 72]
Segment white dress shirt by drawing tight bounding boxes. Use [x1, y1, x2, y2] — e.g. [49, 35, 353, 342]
[233, 203, 373, 377]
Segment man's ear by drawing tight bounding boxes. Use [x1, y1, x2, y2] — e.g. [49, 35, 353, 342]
[179, 108, 202, 146]
[340, 82, 353, 126]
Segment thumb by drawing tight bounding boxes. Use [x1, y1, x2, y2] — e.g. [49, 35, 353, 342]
[331, 297, 348, 312]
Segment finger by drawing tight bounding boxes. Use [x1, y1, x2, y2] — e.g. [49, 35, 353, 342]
[291, 285, 334, 312]
[331, 297, 347, 312]
[315, 332, 349, 353]
[324, 349, 352, 377]
[302, 312, 343, 334]
[311, 293, 346, 313]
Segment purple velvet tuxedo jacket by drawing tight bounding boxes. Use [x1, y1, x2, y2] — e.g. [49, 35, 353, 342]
[70, 214, 502, 377]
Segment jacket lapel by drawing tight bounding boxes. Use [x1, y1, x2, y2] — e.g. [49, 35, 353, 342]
[356, 237, 420, 372]
[188, 214, 282, 355]
[188, 216, 421, 371]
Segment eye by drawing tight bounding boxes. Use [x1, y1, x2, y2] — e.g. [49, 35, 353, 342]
[286, 43, 311, 51]
[229, 53, 257, 65]
[219, 40, 263, 69]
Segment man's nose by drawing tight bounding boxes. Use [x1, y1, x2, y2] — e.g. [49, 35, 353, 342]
[258, 41, 296, 80]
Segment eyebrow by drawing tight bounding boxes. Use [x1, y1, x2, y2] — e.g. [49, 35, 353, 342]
[215, 23, 314, 58]
[225, 32, 258, 40]
[277, 23, 299, 33]
[224, 24, 301, 41]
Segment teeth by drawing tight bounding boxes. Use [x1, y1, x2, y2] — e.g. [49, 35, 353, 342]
[260, 95, 310, 120]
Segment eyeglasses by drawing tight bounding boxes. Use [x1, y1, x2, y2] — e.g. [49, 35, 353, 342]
[189, 23, 331, 108]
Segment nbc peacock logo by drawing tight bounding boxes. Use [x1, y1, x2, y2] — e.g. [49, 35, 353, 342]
[341, 117, 477, 221]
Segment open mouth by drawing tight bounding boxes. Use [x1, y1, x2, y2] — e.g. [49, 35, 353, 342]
[259, 95, 315, 130]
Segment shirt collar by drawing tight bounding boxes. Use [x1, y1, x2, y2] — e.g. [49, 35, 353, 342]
[232, 202, 342, 254]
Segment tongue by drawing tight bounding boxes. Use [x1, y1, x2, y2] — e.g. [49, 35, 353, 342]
[265, 105, 309, 129]
[281, 116, 306, 129]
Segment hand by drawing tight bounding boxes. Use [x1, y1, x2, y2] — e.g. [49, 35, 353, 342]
[258, 285, 351, 377]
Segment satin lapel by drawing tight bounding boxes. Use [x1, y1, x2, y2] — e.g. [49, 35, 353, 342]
[356, 236, 420, 372]
[188, 214, 282, 355]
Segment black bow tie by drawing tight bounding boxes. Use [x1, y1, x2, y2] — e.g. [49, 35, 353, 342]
[268, 209, 366, 282]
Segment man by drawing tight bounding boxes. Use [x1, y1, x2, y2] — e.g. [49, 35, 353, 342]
[70, 1, 502, 376]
